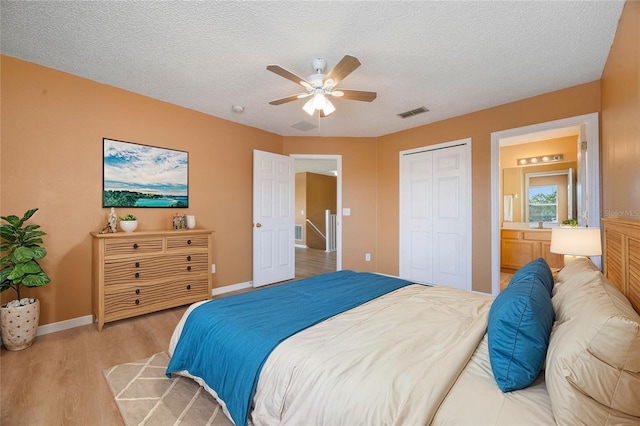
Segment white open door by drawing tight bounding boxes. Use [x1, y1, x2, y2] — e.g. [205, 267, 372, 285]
[253, 150, 295, 287]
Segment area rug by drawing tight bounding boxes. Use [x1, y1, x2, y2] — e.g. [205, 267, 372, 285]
[103, 352, 233, 426]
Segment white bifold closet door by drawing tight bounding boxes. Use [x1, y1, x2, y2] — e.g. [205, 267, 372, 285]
[400, 141, 471, 291]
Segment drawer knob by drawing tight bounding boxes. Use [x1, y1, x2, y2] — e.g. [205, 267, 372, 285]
[186, 284, 191, 290]
[133, 243, 139, 249]
[135, 272, 140, 278]
[135, 299, 140, 305]
[187, 239, 192, 245]
[135, 262, 140, 268]
[135, 289, 140, 295]
[187, 266, 192, 271]
[186, 255, 191, 261]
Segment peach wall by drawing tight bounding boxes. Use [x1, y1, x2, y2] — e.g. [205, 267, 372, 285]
[282, 137, 377, 271]
[6, 15, 634, 325]
[1, 55, 282, 325]
[601, 0, 640, 222]
[499, 136, 578, 169]
[376, 81, 601, 293]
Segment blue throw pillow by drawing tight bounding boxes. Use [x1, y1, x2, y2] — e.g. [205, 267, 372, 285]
[488, 258, 555, 392]
[507, 257, 554, 296]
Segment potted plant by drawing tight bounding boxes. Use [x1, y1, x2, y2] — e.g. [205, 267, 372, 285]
[0, 208, 51, 351]
[119, 214, 138, 233]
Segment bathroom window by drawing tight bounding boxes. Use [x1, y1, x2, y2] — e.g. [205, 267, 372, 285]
[528, 185, 558, 223]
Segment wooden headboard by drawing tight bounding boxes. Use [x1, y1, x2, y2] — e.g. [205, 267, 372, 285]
[602, 218, 640, 314]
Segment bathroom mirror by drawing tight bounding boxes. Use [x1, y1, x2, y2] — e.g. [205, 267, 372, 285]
[525, 167, 574, 224]
[502, 162, 577, 224]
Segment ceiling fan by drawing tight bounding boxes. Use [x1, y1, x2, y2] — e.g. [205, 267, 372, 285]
[267, 55, 377, 117]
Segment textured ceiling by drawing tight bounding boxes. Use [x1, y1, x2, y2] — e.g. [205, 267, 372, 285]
[0, 1, 624, 137]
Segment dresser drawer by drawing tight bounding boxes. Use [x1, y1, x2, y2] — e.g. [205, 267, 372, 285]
[104, 253, 209, 285]
[104, 279, 209, 320]
[104, 238, 163, 257]
[166, 234, 209, 251]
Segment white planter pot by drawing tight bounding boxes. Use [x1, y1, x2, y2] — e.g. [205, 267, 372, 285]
[119, 220, 138, 233]
[1, 299, 40, 351]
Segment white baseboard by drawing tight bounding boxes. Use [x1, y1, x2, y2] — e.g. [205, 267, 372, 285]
[295, 244, 308, 248]
[212, 281, 253, 296]
[31, 281, 254, 337]
[36, 314, 94, 336]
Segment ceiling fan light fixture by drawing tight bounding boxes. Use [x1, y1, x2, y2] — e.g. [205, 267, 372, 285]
[302, 98, 316, 115]
[322, 99, 336, 116]
[312, 90, 327, 109]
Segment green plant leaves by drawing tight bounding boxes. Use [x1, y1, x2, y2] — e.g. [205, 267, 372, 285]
[0, 208, 50, 295]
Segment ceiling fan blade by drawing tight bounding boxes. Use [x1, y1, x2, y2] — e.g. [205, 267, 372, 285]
[269, 94, 308, 105]
[339, 89, 377, 102]
[325, 55, 361, 85]
[266, 65, 310, 87]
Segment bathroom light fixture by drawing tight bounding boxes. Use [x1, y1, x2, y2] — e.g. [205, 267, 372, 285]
[517, 154, 563, 166]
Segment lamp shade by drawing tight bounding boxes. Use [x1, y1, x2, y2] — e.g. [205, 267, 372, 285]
[550, 227, 602, 256]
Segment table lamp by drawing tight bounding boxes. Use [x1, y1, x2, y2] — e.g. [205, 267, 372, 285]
[550, 227, 602, 266]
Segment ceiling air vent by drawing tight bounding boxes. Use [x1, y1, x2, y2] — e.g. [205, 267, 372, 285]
[397, 106, 429, 119]
[291, 121, 317, 131]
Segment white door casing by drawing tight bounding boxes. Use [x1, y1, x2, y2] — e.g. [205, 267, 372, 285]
[400, 140, 472, 291]
[253, 150, 295, 287]
[490, 113, 601, 296]
[290, 154, 343, 271]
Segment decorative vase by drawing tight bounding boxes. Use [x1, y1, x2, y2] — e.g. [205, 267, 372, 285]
[1, 299, 40, 351]
[186, 215, 196, 229]
[119, 220, 138, 233]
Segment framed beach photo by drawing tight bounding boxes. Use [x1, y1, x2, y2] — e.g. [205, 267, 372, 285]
[103, 138, 189, 208]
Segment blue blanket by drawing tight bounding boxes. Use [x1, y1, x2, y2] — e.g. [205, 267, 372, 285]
[166, 270, 412, 426]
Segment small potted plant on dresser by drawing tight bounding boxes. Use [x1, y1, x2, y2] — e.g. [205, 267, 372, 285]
[0, 208, 51, 351]
[119, 214, 138, 233]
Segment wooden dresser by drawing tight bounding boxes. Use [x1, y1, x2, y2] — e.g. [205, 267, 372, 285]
[500, 228, 563, 272]
[91, 229, 213, 330]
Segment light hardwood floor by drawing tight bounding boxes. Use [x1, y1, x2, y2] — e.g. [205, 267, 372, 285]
[1, 248, 336, 425]
[295, 247, 337, 279]
[1, 305, 188, 425]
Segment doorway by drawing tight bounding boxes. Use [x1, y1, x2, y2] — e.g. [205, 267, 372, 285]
[292, 154, 342, 278]
[490, 113, 601, 295]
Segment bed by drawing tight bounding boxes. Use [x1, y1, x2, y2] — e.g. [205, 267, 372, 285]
[167, 220, 640, 426]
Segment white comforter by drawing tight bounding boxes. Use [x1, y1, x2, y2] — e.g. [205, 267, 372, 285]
[251, 284, 492, 425]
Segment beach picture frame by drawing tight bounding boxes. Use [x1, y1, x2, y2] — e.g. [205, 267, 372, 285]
[103, 138, 189, 208]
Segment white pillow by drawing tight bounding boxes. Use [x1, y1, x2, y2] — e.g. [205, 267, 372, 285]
[546, 260, 640, 425]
